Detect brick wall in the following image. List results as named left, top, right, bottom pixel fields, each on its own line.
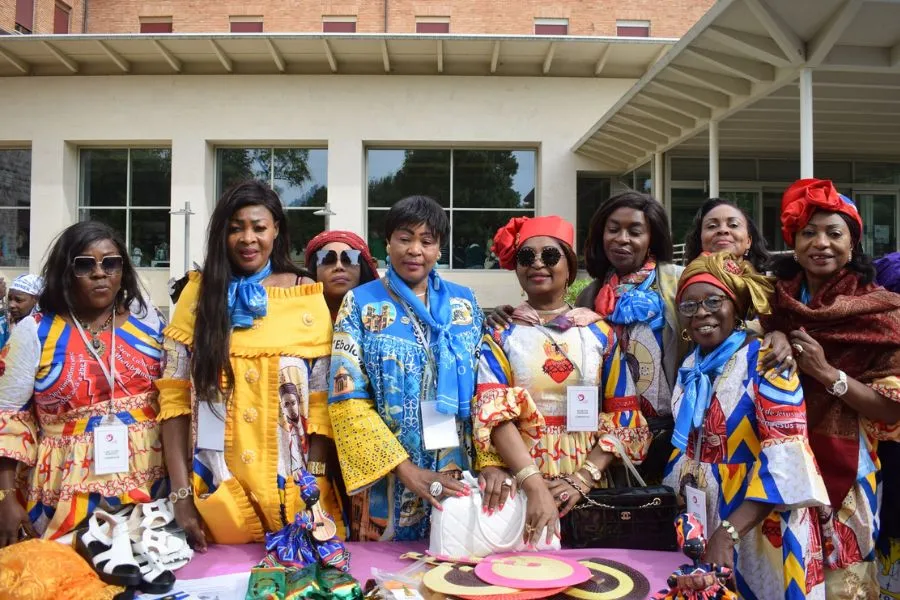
left=83, top=0, right=713, bottom=36
left=1, top=0, right=84, bottom=33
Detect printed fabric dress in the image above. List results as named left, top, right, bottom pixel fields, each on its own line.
left=473, top=305, right=650, bottom=475
left=0, top=309, right=167, bottom=539
left=156, top=273, right=344, bottom=543
left=328, top=278, right=483, bottom=542
left=663, top=338, right=829, bottom=600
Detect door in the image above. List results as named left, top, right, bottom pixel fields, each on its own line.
left=853, top=191, right=898, bottom=258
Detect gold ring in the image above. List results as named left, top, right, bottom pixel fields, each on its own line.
left=792, top=343, right=804, bottom=355
left=524, top=524, right=535, bottom=534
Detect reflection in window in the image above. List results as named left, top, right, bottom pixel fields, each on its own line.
left=0, top=149, right=31, bottom=267
left=79, top=148, right=171, bottom=268
left=366, top=149, right=536, bottom=269
left=216, top=147, right=327, bottom=266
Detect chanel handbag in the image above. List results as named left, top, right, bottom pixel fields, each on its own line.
left=429, top=472, right=560, bottom=560
left=560, top=435, right=678, bottom=551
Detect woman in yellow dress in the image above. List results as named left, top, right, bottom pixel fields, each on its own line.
left=157, top=181, right=343, bottom=551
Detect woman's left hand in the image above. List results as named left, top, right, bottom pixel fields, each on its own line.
left=477, top=466, right=515, bottom=514
left=760, top=330, right=795, bottom=377
left=703, top=527, right=736, bottom=569
left=789, top=329, right=834, bottom=382
left=546, top=477, right=583, bottom=518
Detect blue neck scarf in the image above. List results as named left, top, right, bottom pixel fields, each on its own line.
left=227, top=261, right=272, bottom=329
left=799, top=281, right=812, bottom=305
left=386, top=265, right=474, bottom=418
left=672, top=330, right=747, bottom=451
left=607, top=269, right=665, bottom=332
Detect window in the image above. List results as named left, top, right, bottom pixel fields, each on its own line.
left=79, top=149, right=172, bottom=268
left=230, top=17, right=263, bottom=32
left=322, top=17, right=356, bottom=33
left=616, top=20, right=650, bottom=37
left=534, top=18, right=568, bottom=35
left=140, top=18, right=173, bottom=33
left=216, top=148, right=328, bottom=266
left=15, top=0, right=33, bottom=33
left=576, top=175, right=611, bottom=267
left=416, top=18, right=450, bottom=33
left=366, top=149, right=536, bottom=270
left=54, top=2, right=70, bottom=33
left=0, top=150, right=31, bottom=268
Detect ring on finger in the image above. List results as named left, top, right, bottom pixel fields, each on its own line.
left=501, top=478, right=513, bottom=488
left=791, top=343, right=804, bottom=355
left=429, top=481, right=444, bottom=497
left=524, top=524, right=535, bottom=534
left=558, top=491, right=570, bottom=503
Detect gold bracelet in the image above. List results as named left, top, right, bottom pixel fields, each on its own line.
left=720, top=519, right=741, bottom=544
left=572, top=470, right=592, bottom=490
left=307, top=461, right=327, bottom=476
left=580, top=459, right=603, bottom=483
left=514, top=464, right=541, bottom=486
left=0, top=488, right=15, bottom=503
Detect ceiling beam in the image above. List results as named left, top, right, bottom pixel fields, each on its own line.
left=642, top=91, right=712, bottom=119
left=891, top=43, right=900, bottom=69
left=152, top=39, right=182, bottom=73
left=743, top=0, right=805, bottom=64
left=436, top=40, right=443, bottom=73
left=618, top=110, right=682, bottom=137
left=42, top=41, right=78, bottom=73
left=630, top=101, right=696, bottom=129
left=647, top=45, right=669, bottom=71
left=651, top=79, right=730, bottom=109
left=683, top=47, right=774, bottom=83
left=209, top=39, right=233, bottom=73
left=593, top=135, right=648, bottom=157
left=96, top=40, right=130, bottom=73
left=0, top=46, right=30, bottom=74
left=669, top=64, right=751, bottom=96
left=601, top=127, right=658, bottom=151
left=577, top=146, right=629, bottom=168
left=265, top=38, right=286, bottom=72
left=380, top=40, right=391, bottom=73
left=607, top=121, right=669, bottom=146
left=705, top=26, right=791, bottom=67
left=490, top=41, right=500, bottom=74
left=583, top=139, right=640, bottom=162
left=542, top=42, right=556, bottom=75
left=808, top=0, right=864, bottom=66
left=322, top=39, right=337, bottom=73
left=594, top=44, right=610, bottom=76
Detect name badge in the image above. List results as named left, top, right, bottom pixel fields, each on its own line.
left=685, top=484, right=709, bottom=536
left=197, top=401, right=227, bottom=452
left=93, top=416, right=129, bottom=475
left=566, top=385, right=599, bottom=432
left=421, top=401, right=460, bottom=450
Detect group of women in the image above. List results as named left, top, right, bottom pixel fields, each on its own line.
left=0, top=177, right=897, bottom=600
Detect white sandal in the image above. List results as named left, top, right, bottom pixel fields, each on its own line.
left=127, top=499, right=194, bottom=593
left=75, top=509, right=142, bottom=587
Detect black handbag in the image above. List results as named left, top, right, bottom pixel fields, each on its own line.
left=560, top=435, right=678, bottom=551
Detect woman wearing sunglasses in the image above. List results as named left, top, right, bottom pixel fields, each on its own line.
left=473, top=215, right=647, bottom=547
left=303, top=230, right=380, bottom=321
left=0, top=221, right=166, bottom=546
left=157, top=180, right=345, bottom=551
left=663, top=251, right=827, bottom=599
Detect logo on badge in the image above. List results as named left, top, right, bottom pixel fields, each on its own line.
left=105, top=434, right=114, bottom=442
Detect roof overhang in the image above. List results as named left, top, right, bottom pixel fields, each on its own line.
left=0, top=32, right=677, bottom=78
left=573, top=0, right=900, bottom=170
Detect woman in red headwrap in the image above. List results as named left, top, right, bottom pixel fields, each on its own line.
left=473, top=215, right=649, bottom=547
left=762, top=178, right=900, bottom=599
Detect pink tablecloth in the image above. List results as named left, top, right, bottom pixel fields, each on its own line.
left=178, top=542, right=685, bottom=596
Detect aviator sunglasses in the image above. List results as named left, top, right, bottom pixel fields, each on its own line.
left=515, top=246, right=563, bottom=268
left=72, top=255, right=125, bottom=278
left=677, top=295, right=728, bottom=317
left=316, top=249, right=362, bottom=268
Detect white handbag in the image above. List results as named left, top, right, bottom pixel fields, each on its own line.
left=428, top=471, right=561, bottom=559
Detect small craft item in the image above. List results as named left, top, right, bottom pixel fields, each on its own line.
left=423, top=564, right=566, bottom=599
left=651, top=513, right=738, bottom=600
left=247, top=562, right=363, bottom=600
left=401, top=551, right=480, bottom=566
left=246, top=566, right=287, bottom=600
left=474, top=554, right=592, bottom=590
left=547, top=558, right=650, bottom=600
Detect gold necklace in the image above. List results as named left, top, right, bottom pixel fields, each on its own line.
left=76, top=310, right=115, bottom=352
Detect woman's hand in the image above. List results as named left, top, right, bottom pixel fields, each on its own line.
left=760, top=331, right=796, bottom=378
left=0, top=494, right=36, bottom=548
left=674, top=572, right=720, bottom=591
left=545, top=477, right=584, bottom=518
left=485, top=306, right=515, bottom=331
left=520, top=477, right=559, bottom=547
left=703, top=527, right=736, bottom=569
left=477, top=466, right=515, bottom=514
left=173, top=497, right=208, bottom=553
left=789, top=329, right=838, bottom=384
left=395, top=460, right=470, bottom=511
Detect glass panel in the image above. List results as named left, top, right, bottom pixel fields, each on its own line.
left=131, top=149, right=172, bottom=207
left=815, top=160, right=852, bottom=183
left=274, top=148, right=327, bottom=208
left=79, top=208, right=127, bottom=245
left=634, top=162, right=652, bottom=193
left=452, top=150, right=536, bottom=209
left=762, top=189, right=787, bottom=252
left=0, top=209, right=30, bottom=267
left=0, top=149, right=31, bottom=209
left=285, top=210, right=326, bottom=266
left=367, top=209, right=450, bottom=269
left=758, top=159, right=800, bottom=182
left=81, top=149, right=127, bottom=207
left=367, top=149, right=451, bottom=208
left=721, top=159, right=756, bottom=181
left=670, top=157, right=707, bottom=180
left=576, top=176, right=611, bottom=266
left=670, top=188, right=708, bottom=250
left=854, top=162, right=900, bottom=185
left=452, top=209, right=533, bottom=269
left=719, top=191, right=758, bottom=224
left=217, top=148, right=272, bottom=197
left=855, top=193, right=897, bottom=257
left=131, top=209, right=171, bottom=267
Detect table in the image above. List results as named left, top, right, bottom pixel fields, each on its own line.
left=176, top=542, right=685, bottom=598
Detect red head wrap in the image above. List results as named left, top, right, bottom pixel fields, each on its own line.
left=491, top=216, right=575, bottom=270
left=303, top=230, right=380, bottom=278
left=781, top=178, right=863, bottom=248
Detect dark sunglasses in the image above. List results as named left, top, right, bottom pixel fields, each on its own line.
left=677, top=295, right=728, bottom=317
left=316, top=249, right=362, bottom=268
left=72, top=255, right=125, bottom=278
left=516, top=246, right=562, bottom=268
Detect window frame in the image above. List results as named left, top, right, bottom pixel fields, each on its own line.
left=139, top=17, right=173, bottom=33
left=416, top=18, right=450, bottom=34
left=230, top=16, right=263, bottom=32
left=616, top=20, right=650, bottom=37
left=15, top=0, right=34, bottom=32
left=54, top=1, right=70, bottom=34
left=322, top=16, right=357, bottom=33
left=534, top=18, right=568, bottom=35
left=0, top=148, right=32, bottom=268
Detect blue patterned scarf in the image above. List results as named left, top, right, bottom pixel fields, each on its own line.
left=386, top=265, right=473, bottom=418
left=227, top=261, right=272, bottom=329
left=607, top=268, right=665, bottom=332
left=672, top=330, right=747, bottom=451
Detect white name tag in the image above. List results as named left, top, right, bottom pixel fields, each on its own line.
left=685, top=484, right=709, bottom=536
left=93, top=417, right=129, bottom=475
left=421, top=401, right=460, bottom=450
left=197, top=401, right=227, bottom=452
left=566, top=385, right=599, bottom=432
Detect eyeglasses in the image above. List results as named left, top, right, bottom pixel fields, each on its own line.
left=677, top=295, right=728, bottom=317
left=72, top=255, right=124, bottom=278
left=515, top=246, right=562, bottom=268
left=316, top=249, right=362, bottom=268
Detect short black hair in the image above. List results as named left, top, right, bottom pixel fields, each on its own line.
left=684, top=198, right=771, bottom=272
left=384, top=196, right=449, bottom=245
left=583, top=191, right=673, bottom=280
left=770, top=211, right=875, bottom=285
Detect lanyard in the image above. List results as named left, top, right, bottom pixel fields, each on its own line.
left=70, top=310, right=121, bottom=406
left=534, top=325, right=589, bottom=386
left=382, top=279, right=438, bottom=385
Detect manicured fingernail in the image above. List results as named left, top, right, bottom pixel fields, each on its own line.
left=489, top=509, right=494, bottom=516
left=456, top=492, right=466, bottom=498
left=479, top=481, right=485, bottom=490
left=435, top=504, right=443, bottom=511
left=498, top=503, right=504, bottom=511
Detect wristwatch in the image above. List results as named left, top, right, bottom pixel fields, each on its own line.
left=168, top=486, right=193, bottom=504
left=828, top=370, right=849, bottom=397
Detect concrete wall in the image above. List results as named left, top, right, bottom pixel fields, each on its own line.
left=0, top=73, right=633, bottom=310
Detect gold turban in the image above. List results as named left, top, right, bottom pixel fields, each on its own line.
left=677, top=251, right=774, bottom=319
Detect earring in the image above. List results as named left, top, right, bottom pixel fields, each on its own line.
left=681, top=328, right=691, bottom=341
left=735, top=319, right=747, bottom=331
left=793, top=251, right=799, bottom=261
left=849, top=250, right=853, bottom=262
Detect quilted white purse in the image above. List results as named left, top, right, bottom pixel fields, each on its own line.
left=428, top=471, right=560, bottom=559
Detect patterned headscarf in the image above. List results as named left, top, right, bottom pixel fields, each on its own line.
left=9, top=274, right=44, bottom=297
left=677, top=251, right=774, bottom=319
left=780, top=178, right=863, bottom=248
left=303, top=230, right=379, bottom=278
